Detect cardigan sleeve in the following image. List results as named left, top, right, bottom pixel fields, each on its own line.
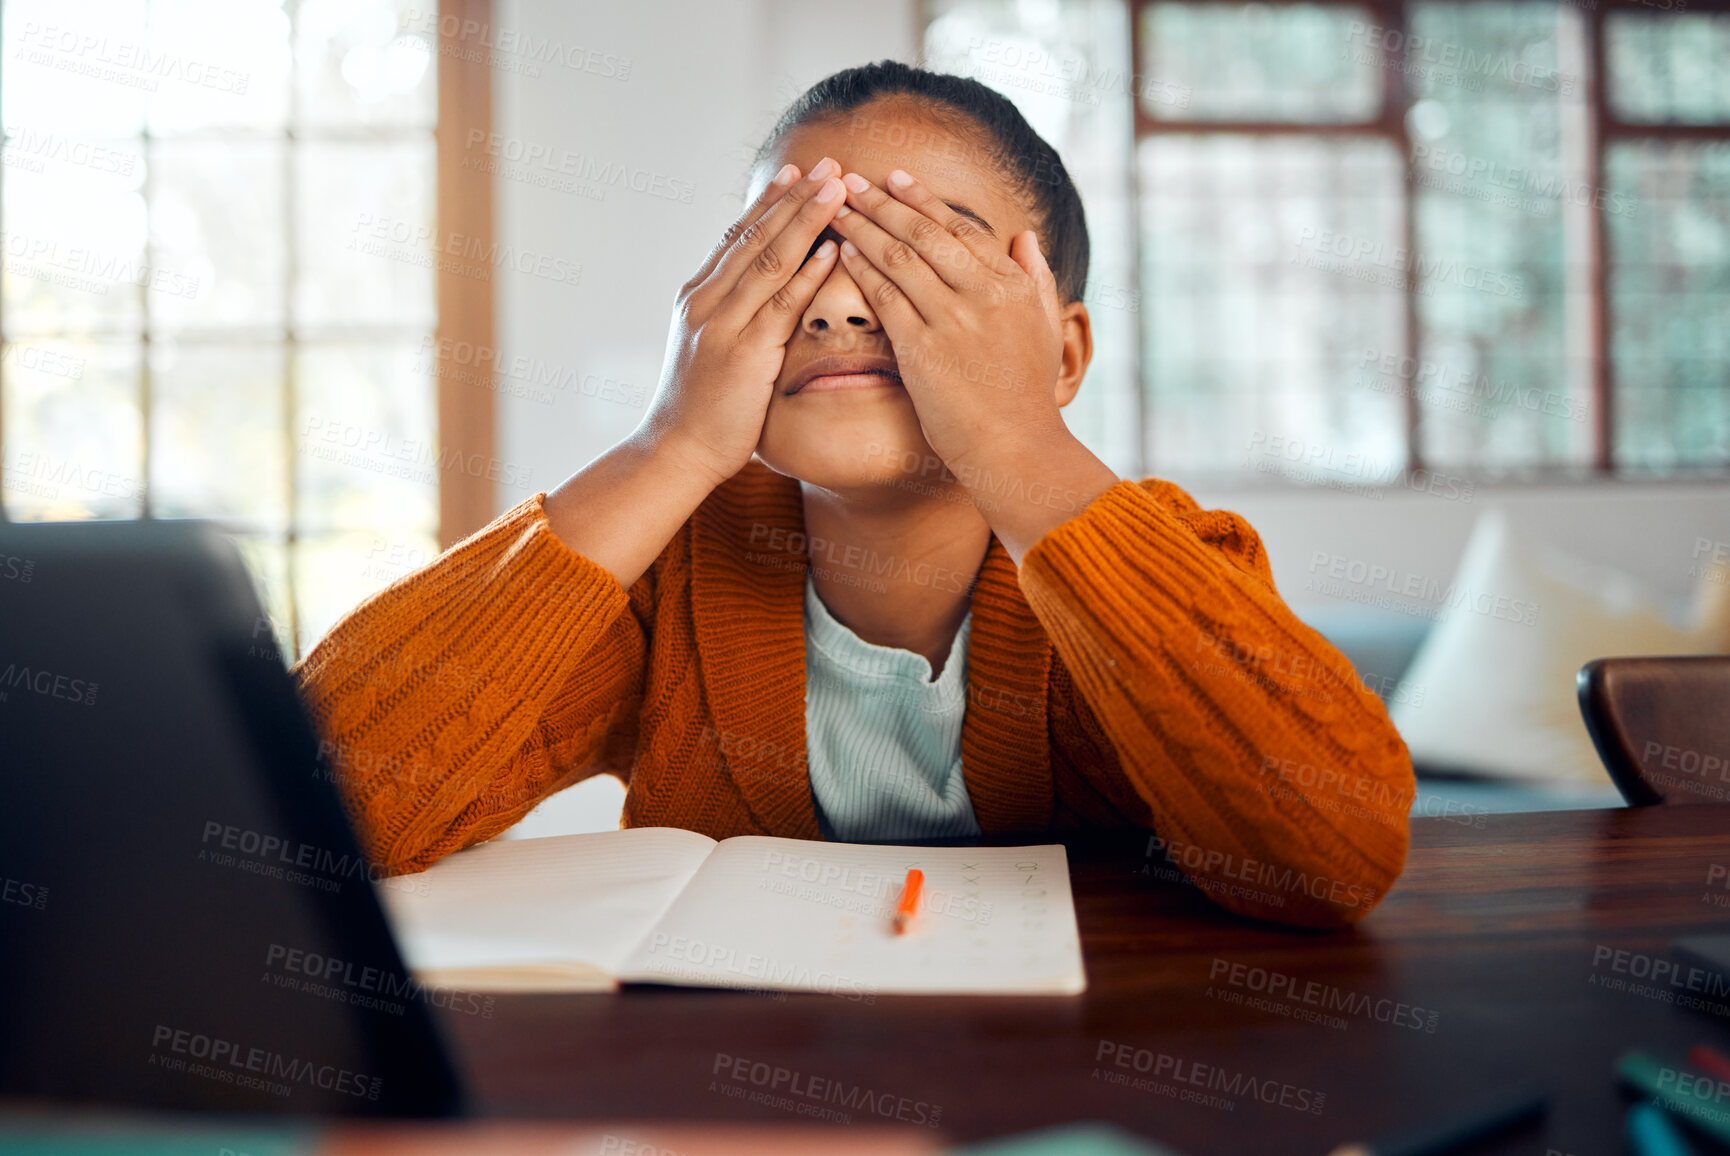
left=1020, top=478, right=1414, bottom=929
left=292, top=493, right=652, bottom=874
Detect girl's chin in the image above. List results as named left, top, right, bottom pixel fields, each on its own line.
left=757, top=416, right=934, bottom=485
left=756, top=447, right=932, bottom=491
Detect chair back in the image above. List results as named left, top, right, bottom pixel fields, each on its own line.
left=1578, top=656, right=1730, bottom=805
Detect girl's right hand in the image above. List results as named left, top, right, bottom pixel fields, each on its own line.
left=638, top=157, right=846, bottom=488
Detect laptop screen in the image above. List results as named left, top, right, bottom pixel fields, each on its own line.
left=0, top=518, right=463, bottom=1117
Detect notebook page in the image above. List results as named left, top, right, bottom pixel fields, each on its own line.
left=616, top=837, right=1085, bottom=995
left=378, top=827, right=718, bottom=979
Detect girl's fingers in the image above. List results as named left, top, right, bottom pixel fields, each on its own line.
left=719, top=174, right=848, bottom=320
left=835, top=173, right=979, bottom=293
left=878, top=168, right=1023, bottom=281
left=700, top=158, right=841, bottom=308
left=1010, top=230, right=1062, bottom=326
left=828, top=194, right=949, bottom=316
left=836, top=238, right=926, bottom=336
left=688, top=162, right=800, bottom=289
left=741, top=239, right=840, bottom=346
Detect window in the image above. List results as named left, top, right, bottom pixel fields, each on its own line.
left=924, top=0, right=1730, bottom=484
left=1604, top=10, right=1730, bottom=472
left=0, top=0, right=443, bottom=660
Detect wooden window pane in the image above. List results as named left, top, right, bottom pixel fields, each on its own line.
left=148, top=342, right=288, bottom=529
left=295, top=138, right=436, bottom=332
left=143, top=0, right=292, bottom=136
left=0, top=0, right=150, bottom=137
left=1608, top=11, right=1730, bottom=126
left=1, top=141, right=148, bottom=337
left=294, top=342, right=438, bottom=538
left=1407, top=1, right=1595, bottom=472
left=1, top=341, right=144, bottom=520
left=151, top=138, right=286, bottom=337
left=1141, top=134, right=1407, bottom=478
left=297, top=0, right=436, bottom=130
left=1607, top=140, right=1730, bottom=471
left=1140, top=2, right=1382, bottom=122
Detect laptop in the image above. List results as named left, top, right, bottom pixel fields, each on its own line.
left=0, top=517, right=464, bottom=1117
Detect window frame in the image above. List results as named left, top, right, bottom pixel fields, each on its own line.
left=0, top=0, right=498, bottom=660
left=1128, top=0, right=1730, bottom=478
left=435, top=0, right=498, bottom=551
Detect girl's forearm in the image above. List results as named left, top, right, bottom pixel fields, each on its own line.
left=1020, top=481, right=1413, bottom=927
left=542, top=431, right=723, bottom=589
left=959, top=427, right=1120, bottom=565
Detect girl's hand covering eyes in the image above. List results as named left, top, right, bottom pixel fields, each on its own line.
left=828, top=170, right=1069, bottom=490
left=641, top=158, right=846, bottom=488
left=830, top=168, right=1120, bottom=560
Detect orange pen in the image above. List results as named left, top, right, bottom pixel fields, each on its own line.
left=892, top=868, right=924, bottom=935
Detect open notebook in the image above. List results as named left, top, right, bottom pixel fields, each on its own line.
left=376, top=828, right=1085, bottom=996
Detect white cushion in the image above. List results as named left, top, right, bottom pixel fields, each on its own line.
left=1389, top=508, right=1730, bottom=784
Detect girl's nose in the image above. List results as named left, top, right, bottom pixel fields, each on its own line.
left=800, top=256, right=881, bottom=337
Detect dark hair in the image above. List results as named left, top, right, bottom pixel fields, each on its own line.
left=753, top=60, right=1090, bottom=304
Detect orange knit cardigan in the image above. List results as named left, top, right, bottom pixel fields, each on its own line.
left=293, top=463, right=1414, bottom=928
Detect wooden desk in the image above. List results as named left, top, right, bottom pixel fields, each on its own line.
left=439, top=805, right=1730, bottom=1154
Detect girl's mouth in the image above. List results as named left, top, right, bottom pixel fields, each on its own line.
left=785, top=355, right=903, bottom=395
left=796, top=370, right=903, bottom=394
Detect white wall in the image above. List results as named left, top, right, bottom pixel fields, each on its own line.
left=1184, top=480, right=1730, bottom=617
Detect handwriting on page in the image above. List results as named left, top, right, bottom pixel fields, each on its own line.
left=756, top=848, right=995, bottom=926
left=621, top=839, right=1086, bottom=994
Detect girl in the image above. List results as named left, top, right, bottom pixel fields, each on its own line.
left=295, top=62, right=1414, bottom=929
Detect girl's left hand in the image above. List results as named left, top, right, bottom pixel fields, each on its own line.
left=829, top=168, right=1069, bottom=482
